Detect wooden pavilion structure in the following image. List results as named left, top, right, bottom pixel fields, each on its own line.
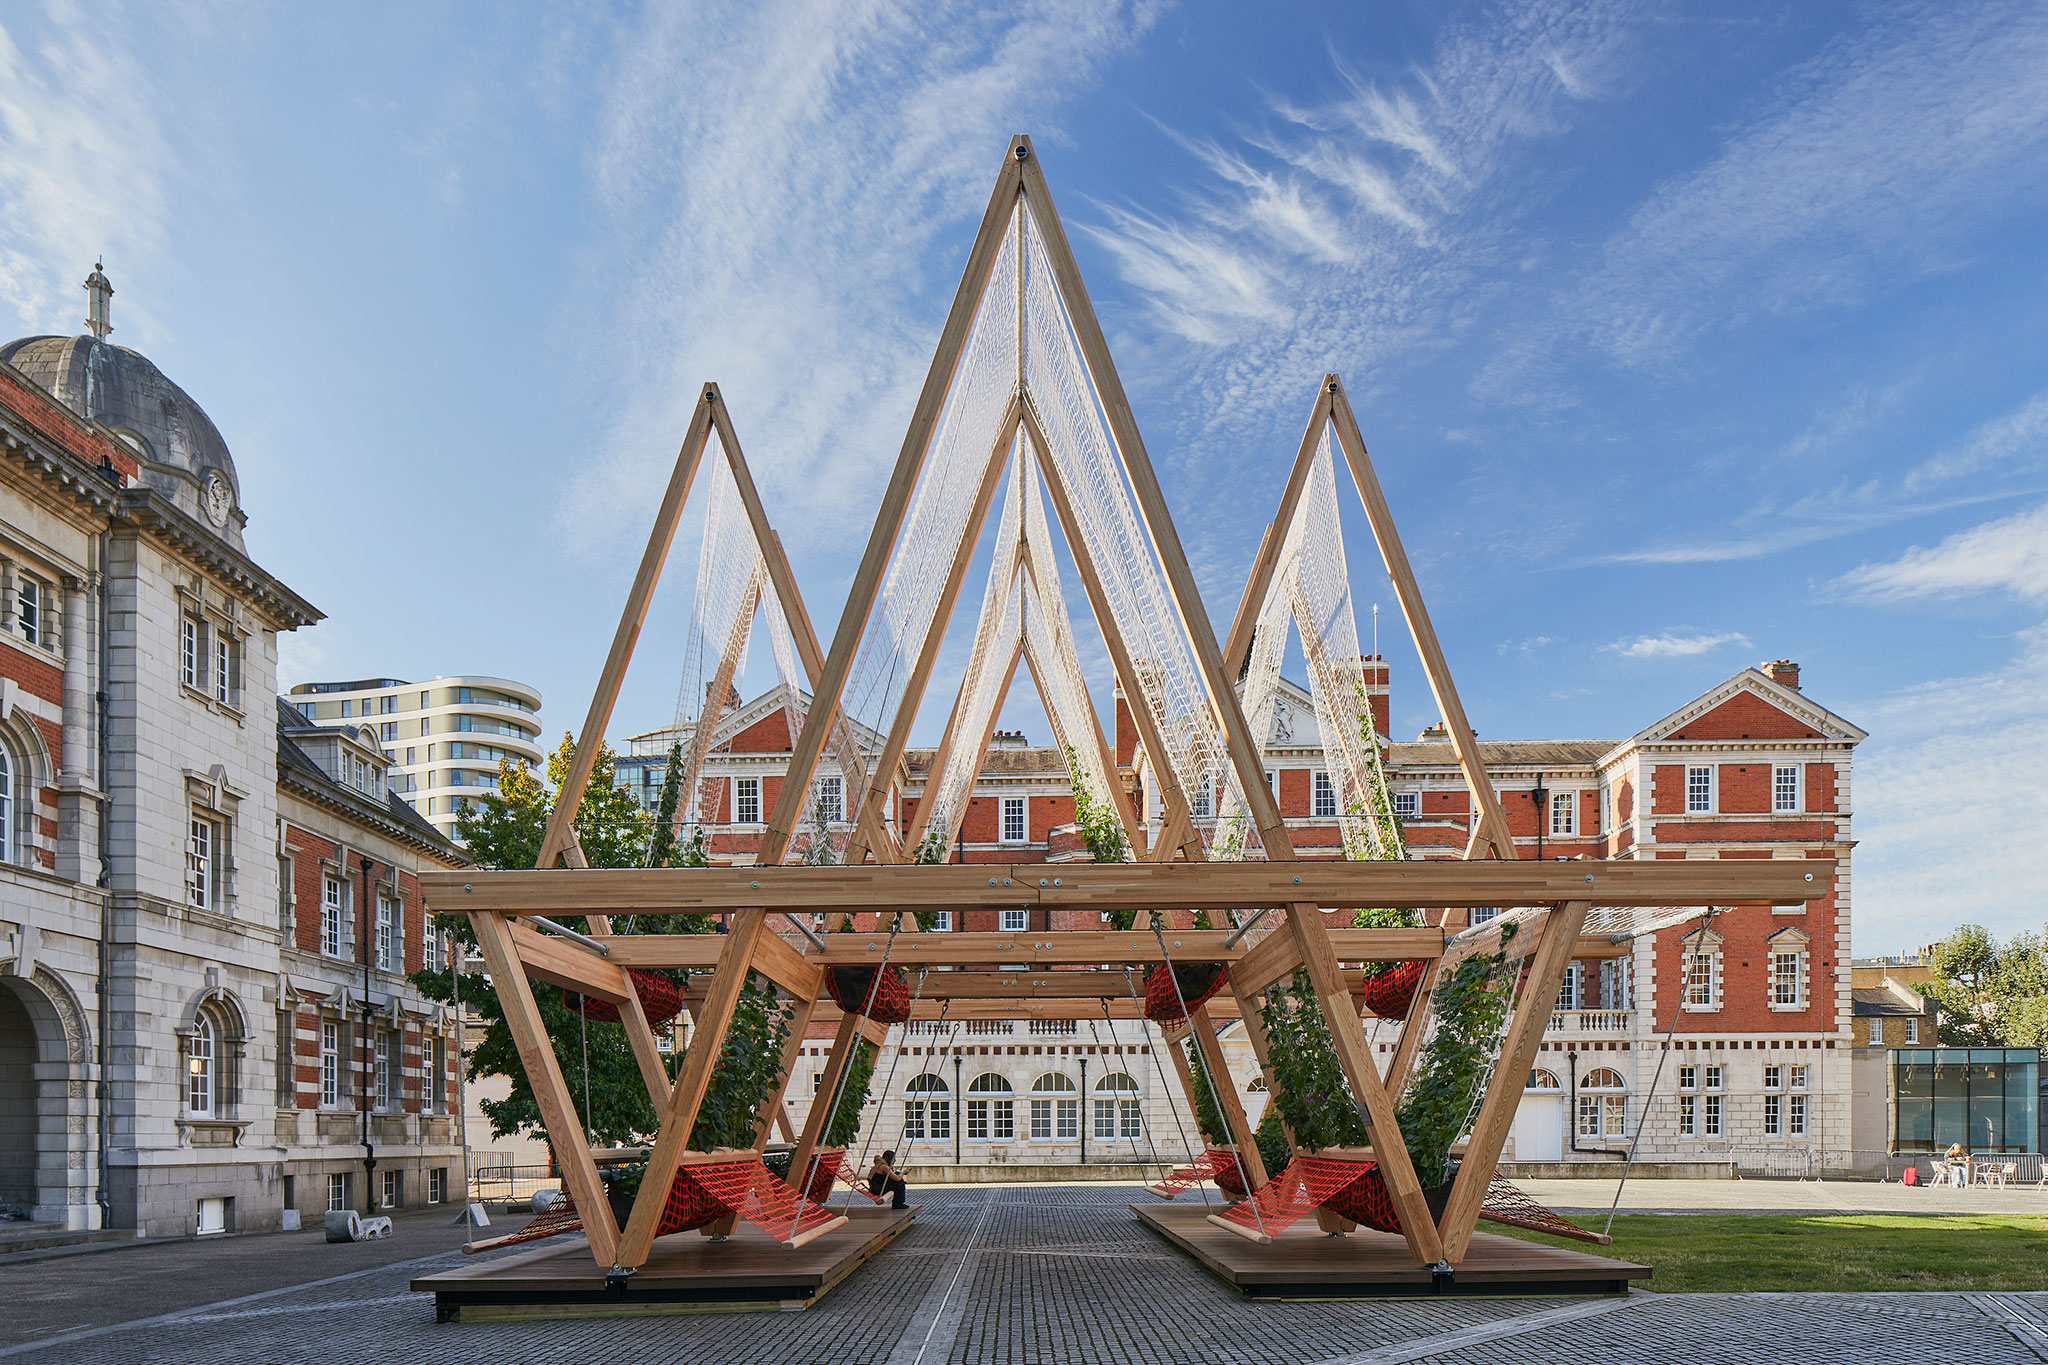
left=415, top=136, right=1824, bottom=1312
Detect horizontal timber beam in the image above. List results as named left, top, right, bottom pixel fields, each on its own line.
left=599, top=927, right=1442, bottom=968
left=425, top=858, right=1829, bottom=917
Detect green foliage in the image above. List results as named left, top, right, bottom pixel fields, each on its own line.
left=686, top=971, right=794, bottom=1152
left=647, top=741, right=684, bottom=868
left=1924, top=924, right=2048, bottom=1047
left=910, top=823, right=950, bottom=930
left=1065, top=745, right=1136, bottom=927
left=1395, top=922, right=1518, bottom=1185
left=1254, top=1103, right=1292, bottom=1178
left=1258, top=970, right=1372, bottom=1151
left=825, top=1039, right=877, bottom=1148
left=1351, top=905, right=1420, bottom=980
left=1184, top=1037, right=1230, bottom=1147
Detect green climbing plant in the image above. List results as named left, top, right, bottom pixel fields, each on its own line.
left=1254, top=1104, right=1292, bottom=1179
left=1065, top=745, right=1137, bottom=928
left=1184, top=1037, right=1230, bottom=1148
left=1258, top=969, right=1372, bottom=1152
left=909, top=822, right=949, bottom=930
left=1351, top=905, right=1420, bottom=979
left=686, top=970, right=795, bottom=1153
left=824, top=1039, right=877, bottom=1148
left=1394, top=921, right=1519, bottom=1186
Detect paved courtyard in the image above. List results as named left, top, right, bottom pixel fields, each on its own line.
left=2, top=1186, right=2044, bottom=1365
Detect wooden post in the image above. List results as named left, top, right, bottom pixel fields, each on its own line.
left=1186, top=1001, right=1268, bottom=1189
left=788, top=1010, right=866, bottom=1195
left=1220, top=388, right=1333, bottom=675
left=470, top=910, right=618, bottom=1264
left=1436, top=901, right=1589, bottom=1261
left=938, top=640, right=1025, bottom=854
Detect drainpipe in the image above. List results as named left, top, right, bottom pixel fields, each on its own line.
left=359, top=855, right=377, bottom=1207
left=92, top=533, right=111, bottom=1226
left=1079, top=1057, right=1088, bottom=1164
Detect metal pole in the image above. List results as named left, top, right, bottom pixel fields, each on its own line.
left=359, top=854, right=377, bottom=1210
left=1079, top=1056, right=1089, bottom=1164
left=953, top=1055, right=962, bottom=1165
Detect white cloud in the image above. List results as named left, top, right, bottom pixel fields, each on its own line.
left=1830, top=502, right=2048, bottom=607
left=1600, top=630, right=1749, bottom=660
left=1851, top=624, right=2048, bottom=949
left=0, top=5, right=172, bottom=335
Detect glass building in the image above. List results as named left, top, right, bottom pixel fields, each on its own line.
left=1891, top=1048, right=2039, bottom=1153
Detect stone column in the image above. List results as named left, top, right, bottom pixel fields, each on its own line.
left=55, top=576, right=99, bottom=883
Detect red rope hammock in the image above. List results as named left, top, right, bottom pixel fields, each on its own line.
left=1148, top=1147, right=1249, bottom=1200
left=1211, top=1156, right=1607, bottom=1244
left=463, top=1154, right=844, bottom=1254
left=1359, top=959, right=1427, bottom=1019
left=1142, top=963, right=1229, bottom=1024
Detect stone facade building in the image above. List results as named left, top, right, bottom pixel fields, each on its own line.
left=0, top=271, right=467, bottom=1237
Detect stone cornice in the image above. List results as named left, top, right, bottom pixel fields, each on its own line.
left=114, top=488, right=321, bottom=629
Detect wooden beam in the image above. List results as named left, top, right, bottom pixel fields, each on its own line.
left=939, top=639, right=1026, bottom=854
left=747, top=925, right=825, bottom=1000
left=1186, top=1000, right=1269, bottom=1190
left=1381, top=956, right=1438, bottom=1098
left=788, top=1010, right=865, bottom=1195
left=1017, top=541, right=1142, bottom=847
left=603, top=928, right=1441, bottom=969
left=1220, top=388, right=1333, bottom=675
left=765, top=144, right=1026, bottom=864
left=1436, top=901, right=1589, bottom=1260
left=429, top=858, right=1826, bottom=917
left=1323, top=377, right=1512, bottom=861
left=1225, top=924, right=1304, bottom=999
left=505, top=920, right=632, bottom=1003
left=470, top=911, right=618, bottom=1263
left=538, top=392, right=715, bottom=870
left=752, top=992, right=816, bottom=1150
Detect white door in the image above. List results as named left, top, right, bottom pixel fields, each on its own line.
left=1512, top=1093, right=1564, bottom=1162
left=197, top=1197, right=226, bottom=1235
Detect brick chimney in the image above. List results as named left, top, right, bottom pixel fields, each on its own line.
left=1764, top=659, right=1801, bottom=691
left=1360, top=654, right=1390, bottom=740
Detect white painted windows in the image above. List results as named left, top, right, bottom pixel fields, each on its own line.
left=321, top=876, right=344, bottom=957
left=14, top=574, right=43, bottom=647
left=185, top=814, right=222, bottom=909
left=1769, top=933, right=1808, bottom=1009
left=0, top=743, right=12, bottom=865
left=1030, top=1072, right=1079, bottom=1140
left=374, top=1030, right=395, bottom=1111
left=928, top=912, right=953, bottom=932
left=427, top=1036, right=447, bottom=1114
left=188, top=1015, right=216, bottom=1116
left=214, top=632, right=237, bottom=705
left=1686, top=766, right=1715, bottom=813
left=966, top=1073, right=1014, bottom=1141
left=1094, top=1073, right=1142, bottom=1140
left=1905, top=1018, right=1919, bottom=1044
left=1555, top=962, right=1581, bottom=1011
left=735, top=776, right=761, bottom=825
left=1470, top=907, right=1499, bottom=926
left=1190, top=774, right=1212, bottom=820
left=1703, top=1065, right=1723, bottom=1137
left=181, top=615, right=203, bottom=691
left=427, top=1168, right=446, bottom=1204
left=1868, top=1017, right=1883, bottom=1045
left=1393, top=790, right=1418, bottom=819
left=1683, top=933, right=1723, bottom=1010
left=1764, top=1093, right=1781, bottom=1136
left=380, top=1169, right=399, bottom=1209
left=904, top=1073, right=949, bottom=1141
left=1550, top=791, right=1575, bottom=836
left=1678, top=1064, right=1698, bottom=1135
left=327, top=1173, right=346, bottom=1213
left=1000, top=909, right=1028, bottom=932
left=377, top=895, right=402, bottom=972
left=422, top=917, right=441, bottom=973
left=1790, top=1066, right=1809, bottom=1136
left=1773, top=765, right=1802, bottom=813
left=1577, top=1068, right=1626, bottom=1138
left=320, top=1021, right=339, bottom=1107
left=1001, top=797, right=1027, bottom=844
left=1313, top=772, right=1337, bottom=819
left=813, top=775, right=843, bottom=824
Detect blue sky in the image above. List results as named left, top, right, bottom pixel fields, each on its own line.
left=2, top=1, right=2044, bottom=952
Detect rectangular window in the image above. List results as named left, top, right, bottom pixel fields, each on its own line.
left=1703, top=1093, right=1722, bottom=1137
left=735, top=776, right=761, bottom=824
left=322, top=877, right=343, bottom=957
left=1469, top=907, right=1498, bottom=926
left=1057, top=1098, right=1079, bottom=1140
left=381, top=721, right=398, bottom=743
left=1393, top=790, right=1418, bottom=819
left=1679, top=1094, right=1696, bottom=1136
left=814, top=775, right=843, bottom=823
left=1031, top=1099, right=1052, bottom=1140
left=928, top=911, right=952, bottom=932
left=427, top=1036, right=447, bottom=1114
left=374, top=1030, right=394, bottom=1110
left=427, top=1168, right=446, bottom=1204
left=920, top=1100, right=950, bottom=1141
left=1773, top=765, right=1801, bottom=812
left=1869, top=1017, right=1883, bottom=1045
left=15, top=575, right=41, bottom=646
left=297, top=701, right=316, bottom=720
left=1764, top=1064, right=1782, bottom=1090
left=376, top=897, right=397, bottom=971
left=1684, top=951, right=1717, bottom=1008
left=1678, top=1065, right=1697, bottom=1091
left=320, top=1021, right=338, bottom=1108
left=1000, top=797, right=1027, bottom=844
left=422, top=917, right=441, bottom=973
left=991, top=1099, right=1014, bottom=1140
left=1789, top=1093, right=1807, bottom=1136
left=1550, top=790, right=1575, bottom=835
left=1763, top=1093, right=1781, bottom=1136
left=1790, top=1065, right=1808, bottom=1091
left=1686, top=766, right=1714, bottom=813
left=381, top=695, right=396, bottom=715
left=1904, top=1018, right=1919, bottom=1044
left=1555, top=963, right=1580, bottom=1012
left=340, top=699, right=351, bottom=718
left=185, top=815, right=219, bottom=909
left=380, top=1169, right=399, bottom=1209
left=214, top=632, right=236, bottom=705
left=1772, top=950, right=1803, bottom=1007
left=1190, top=778, right=1211, bottom=819
left=327, top=1173, right=346, bottom=1213
left=1000, top=908, right=1029, bottom=933
left=966, top=1099, right=990, bottom=1140
left=1704, top=1065, right=1723, bottom=1091
left=1313, top=772, right=1337, bottom=819
left=421, top=719, right=432, bottom=738
left=181, top=616, right=203, bottom=689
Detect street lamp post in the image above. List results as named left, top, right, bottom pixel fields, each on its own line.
left=359, top=854, right=377, bottom=1211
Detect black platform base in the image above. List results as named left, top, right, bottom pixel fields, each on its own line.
left=1133, top=1203, right=1648, bottom=1299
left=413, top=1203, right=917, bottom=1321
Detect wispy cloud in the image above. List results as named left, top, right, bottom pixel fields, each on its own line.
left=558, top=1, right=1159, bottom=563
left=0, top=5, right=172, bottom=334
left=1601, top=630, right=1750, bottom=660
left=1830, top=501, right=2048, bottom=607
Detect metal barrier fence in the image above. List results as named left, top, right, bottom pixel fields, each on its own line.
left=1719, top=1147, right=2047, bottom=1185
left=471, top=1163, right=562, bottom=1206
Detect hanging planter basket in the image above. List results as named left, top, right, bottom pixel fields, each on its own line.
left=825, top=964, right=913, bottom=1024
left=1359, top=959, right=1427, bottom=1019
left=1143, top=962, right=1228, bottom=1024
left=1209, top=1146, right=1250, bottom=1199
left=564, top=968, right=687, bottom=1027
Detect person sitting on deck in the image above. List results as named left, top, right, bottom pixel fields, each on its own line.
left=868, top=1151, right=908, bottom=1209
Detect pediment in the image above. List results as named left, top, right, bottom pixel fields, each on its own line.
left=1627, top=669, right=1867, bottom=748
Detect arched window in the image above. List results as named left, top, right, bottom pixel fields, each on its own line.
left=966, top=1073, right=1013, bottom=1141
left=1246, top=1076, right=1268, bottom=1092
left=1526, top=1069, right=1561, bottom=1090
left=904, top=1073, right=950, bottom=1143
left=1093, top=1072, right=1142, bottom=1141
left=1578, top=1068, right=1627, bottom=1138
left=188, top=1015, right=216, bottom=1116
left=0, top=739, right=16, bottom=865
left=1030, top=1072, right=1078, bottom=1140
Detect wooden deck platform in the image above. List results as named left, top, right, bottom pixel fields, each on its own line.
left=412, top=1204, right=917, bottom=1321
left=1133, top=1203, right=1648, bottom=1299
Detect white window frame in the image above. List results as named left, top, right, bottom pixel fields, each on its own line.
left=427, top=1167, right=446, bottom=1204
left=185, top=813, right=222, bottom=910
left=1030, top=1074, right=1078, bottom=1140
left=1555, top=962, right=1581, bottom=1012
left=322, top=876, right=344, bottom=957
left=181, top=615, right=204, bottom=691
left=1773, top=764, right=1802, bottom=813
left=1789, top=1093, right=1808, bottom=1137
left=928, top=911, right=953, bottom=932
left=1703, top=1092, right=1722, bottom=1137
left=427, top=1034, right=447, bottom=1114
left=14, top=573, right=44, bottom=648
left=1312, top=771, right=1337, bottom=819
left=813, top=775, right=844, bottom=824
left=1678, top=1093, right=1696, bottom=1136
left=1770, top=947, right=1805, bottom=1009
left=1905, top=1018, right=1919, bottom=1044
left=1686, top=765, right=1715, bottom=814
left=1763, top=1093, right=1781, bottom=1136
left=1677, top=1065, right=1697, bottom=1091
left=1000, top=908, right=1028, bottom=933
left=326, top=1173, right=346, bottom=1213
left=1000, top=796, right=1027, bottom=845
left=1549, top=790, right=1575, bottom=836
left=380, top=1168, right=399, bottom=1209
left=320, top=1020, right=339, bottom=1108
left=374, top=1029, right=394, bottom=1111
left=1683, top=942, right=1721, bottom=1011
left=376, top=896, right=397, bottom=972
left=1763, top=1064, right=1782, bottom=1091
left=734, top=776, right=761, bottom=825
left=214, top=630, right=237, bottom=706
left=1868, top=1017, right=1883, bottom=1045
left=187, top=1015, right=216, bottom=1116
left=1392, top=790, right=1418, bottom=819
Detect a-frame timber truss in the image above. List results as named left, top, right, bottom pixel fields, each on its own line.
left=425, top=137, right=1830, bottom=1279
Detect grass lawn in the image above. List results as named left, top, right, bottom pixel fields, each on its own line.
left=1495, top=1213, right=2048, bottom=1293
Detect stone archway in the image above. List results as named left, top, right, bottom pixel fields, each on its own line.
left=0, top=968, right=91, bottom=1226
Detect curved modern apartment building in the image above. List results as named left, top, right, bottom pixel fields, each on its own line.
left=285, top=676, right=544, bottom=838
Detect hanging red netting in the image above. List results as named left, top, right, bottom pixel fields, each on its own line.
left=825, top=965, right=913, bottom=1024
left=1318, top=1161, right=1402, bottom=1233
left=1209, top=1154, right=1608, bottom=1246
left=1143, top=962, right=1228, bottom=1024
left=563, top=968, right=686, bottom=1027
left=1149, top=1147, right=1249, bottom=1200
left=797, top=1148, right=883, bottom=1205
left=1359, top=960, right=1427, bottom=1018
left=461, top=1167, right=727, bottom=1255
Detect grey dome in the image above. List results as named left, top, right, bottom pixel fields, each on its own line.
left=0, top=333, right=244, bottom=548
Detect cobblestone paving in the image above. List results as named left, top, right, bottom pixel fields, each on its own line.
left=2, top=1187, right=2041, bottom=1365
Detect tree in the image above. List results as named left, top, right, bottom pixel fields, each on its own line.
left=411, top=734, right=680, bottom=1148
left=647, top=740, right=684, bottom=868
left=1923, top=924, right=2048, bottom=1048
